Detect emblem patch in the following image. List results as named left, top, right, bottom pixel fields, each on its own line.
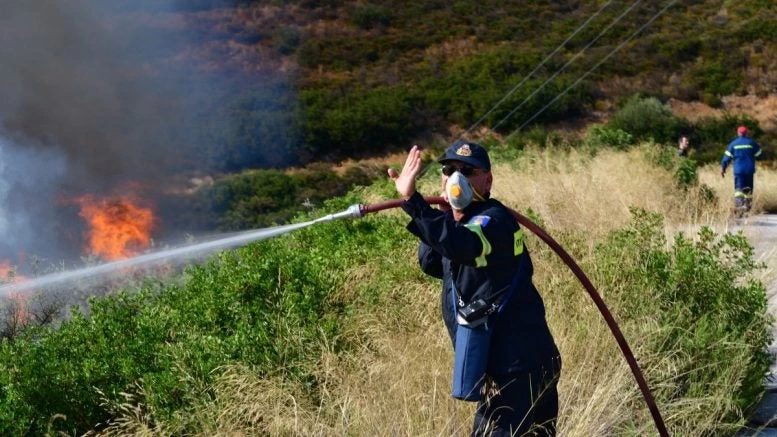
left=456, top=144, right=472, bottom=157
left=468, top=215, right=491, bottom=227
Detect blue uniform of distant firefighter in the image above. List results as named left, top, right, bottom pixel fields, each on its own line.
left=388, top=141, right=561, bottom=436
left=721, top=125, right=762, bottom=213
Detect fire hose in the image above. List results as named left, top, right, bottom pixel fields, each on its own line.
left=318, top=196, right=669, bottom=437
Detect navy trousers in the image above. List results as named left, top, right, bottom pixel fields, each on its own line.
left=734, top=173, right=754, bottom=209
left=472, top=358, right=561, bottom=437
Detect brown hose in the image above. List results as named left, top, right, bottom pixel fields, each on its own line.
left=359, top=196, right=669, bottom=437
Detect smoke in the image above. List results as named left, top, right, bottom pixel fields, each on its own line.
left=0, top=0, right=301, bottom=265
left=0, top=134, right=76, bottom=262
left=0, top=0, right=299, bottom=182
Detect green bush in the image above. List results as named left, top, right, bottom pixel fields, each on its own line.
left=0, top=198, right=413, bottom=435
left=301, top=85, right=418, bottom=157
left=674, top=158, right=699, bottom=190
left=188, top=167, right=363, bottom=231
left=607, top=95, right=688, bottom=144
left=350, top=3, right=393, bottom=29
left=273, top=26, right=301, bottom=55
left=691, top=113, right=763, bottom=164
left=418, top=45, right=593, bottom=132
left=584, top=125, right=634, bottom=150
left=688, top=57, right=745, bottom=100
left=595, top=209, right=771, bottom=417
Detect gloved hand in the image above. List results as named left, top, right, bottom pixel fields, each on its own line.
left=720, top=168, right=726, bottom=178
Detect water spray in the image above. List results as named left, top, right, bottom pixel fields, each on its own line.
left=0, top=221, right=321, bottom=296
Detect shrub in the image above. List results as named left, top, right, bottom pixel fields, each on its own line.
left=688, top=58, right=745, bottom=99
left=301, top=85, right=418, bottom=157
left=0, top=199, right=414, bottom=435
left=584, top=125, right=634, bottom=150
left=595, top=209, right=771, bottom=418
left=350, top=3, right=393, bottom=29
left=674, top=158, right=699, bottom=190
left=188, top=166, right=365, bottom=231
left=273, top=26, right=301, bottom=55
left=691, top=112, right=763, bottom=164
left=607, top=95, right=688, bottom=144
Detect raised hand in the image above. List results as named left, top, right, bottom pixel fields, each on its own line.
left=387, top=145, right=422, bottom=199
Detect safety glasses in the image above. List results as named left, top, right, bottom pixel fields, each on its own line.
left=441, top=164, right=478, bottom=177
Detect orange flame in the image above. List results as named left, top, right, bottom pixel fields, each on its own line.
left=0, top=260, right=28, bottom=327
left=72, top=194, right=155, bottom=261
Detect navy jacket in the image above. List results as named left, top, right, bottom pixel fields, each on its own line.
left=721, top=136, right=762, bottom=174
left=401, top=192, right=559, bottom=375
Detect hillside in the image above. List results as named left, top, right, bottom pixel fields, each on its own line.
left=119, top=0, right=777, bottom=164
left=2, top=0, right=777, bottom=273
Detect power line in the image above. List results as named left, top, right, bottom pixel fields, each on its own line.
left=419, top=1, right=620, bottom=177
left=507, top=0, right=678, bottom=138
left=461, top=0, right=615, bottom=137
left=491, top=0, right=643, bottom=132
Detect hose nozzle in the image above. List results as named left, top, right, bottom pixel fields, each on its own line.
left=313, top=204, right=364, bottom=223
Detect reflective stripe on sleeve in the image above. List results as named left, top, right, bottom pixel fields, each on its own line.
left=464, top=223, right=492, bottom=267
left=756, top=150, right=763, bottom=157
left=725, top=151, right=733, bottom=157
left=514, top=229, right=524, bottom=256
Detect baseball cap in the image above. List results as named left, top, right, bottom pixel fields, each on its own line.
left=438, top=140, right=491, bottom=171
left=737, top=125, right=748, bottom=135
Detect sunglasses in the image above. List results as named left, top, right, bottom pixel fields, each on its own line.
left=441, top=164, right=479, bottom=177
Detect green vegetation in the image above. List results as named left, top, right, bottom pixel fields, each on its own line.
left=2, top=1, right=777, bottom=433
left=147, top=1, right=777, bottom=171
left=0, top=150, right=771, bottom=434
left=606, top=95, right=688, bottom=145
left=596, top=209, right=770, bottom=415
left=184, top=166, right=371, bottom=230
left=0, top=194, right=413, bottom=434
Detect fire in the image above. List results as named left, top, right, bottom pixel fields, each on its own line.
left=0, top=260, right=28, bottom=328
left=72, top=194, right=155, bottom=261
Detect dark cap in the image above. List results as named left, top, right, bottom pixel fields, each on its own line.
left=438, top=140, right=491, bottom=170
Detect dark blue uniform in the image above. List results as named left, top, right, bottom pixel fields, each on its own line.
left=721, top=136, right=762, bottom=209
left=401, top=191, right=560, bottom=436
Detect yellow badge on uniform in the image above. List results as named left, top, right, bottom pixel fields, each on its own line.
left=456, top=144, right=472, bottom=157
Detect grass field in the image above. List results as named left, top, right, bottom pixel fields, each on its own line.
left=92, top=145, right=777, bottom=436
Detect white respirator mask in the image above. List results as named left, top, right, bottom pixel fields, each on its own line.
left=445, top=171, right=475, bottom=210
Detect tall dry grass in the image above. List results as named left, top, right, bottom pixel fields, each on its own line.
left=103, top=145, right=777, bottom=436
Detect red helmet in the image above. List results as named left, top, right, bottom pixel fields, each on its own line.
left=737, top=125, right=748, bottom=135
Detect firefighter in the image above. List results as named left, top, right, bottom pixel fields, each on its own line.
left=721, top=125, right=762, bottom=214
left=388, top=141, right=561, bottom=436
left=677, top=136, right=690, bottom=157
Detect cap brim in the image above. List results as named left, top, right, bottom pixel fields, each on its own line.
left=438, top=154, right=488, bottom=169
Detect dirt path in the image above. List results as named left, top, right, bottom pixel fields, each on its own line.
left=731, top=214, right=777, bottom=436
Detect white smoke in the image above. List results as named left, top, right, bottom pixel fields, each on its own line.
left=0, top=132, right=70, bottom=261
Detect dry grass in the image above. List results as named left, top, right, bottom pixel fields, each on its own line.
left=103, top=145, right=777, bottom=436
left=490, top=147, right=730, bottom=234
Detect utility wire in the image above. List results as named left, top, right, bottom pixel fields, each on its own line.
left=418, top=1, right=618, bottom=178
left=461, top=0, right=615, bottom=137
left=491, top=0, right=642, bottom=132
left=507, top=0, right=678, bottom=139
